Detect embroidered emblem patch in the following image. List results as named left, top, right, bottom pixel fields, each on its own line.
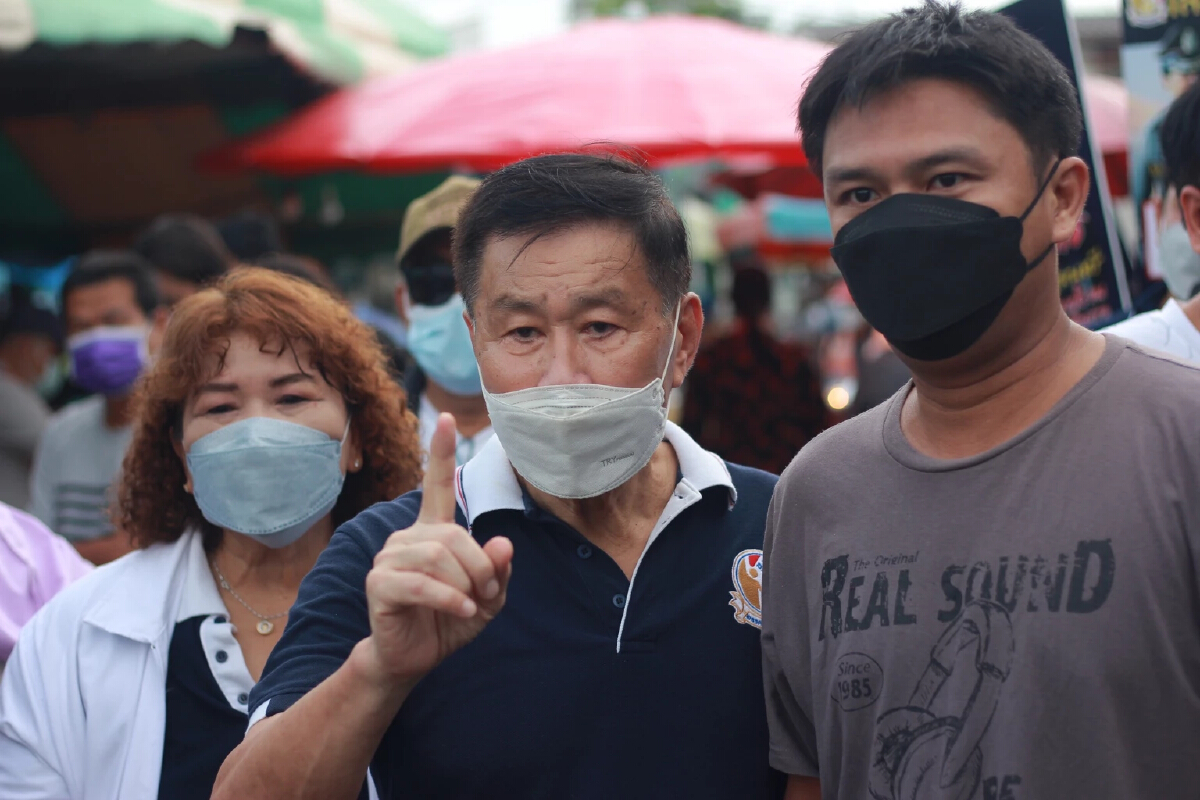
left=729, top=549, right=764, bottom=629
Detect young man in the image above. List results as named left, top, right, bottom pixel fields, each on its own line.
left=132, top=214, right=232, bottom=309
left=762, top=4, right=1200, bottom=799
left=214, top=154, right=783, bottom=800
left=29, top=251, right=166, bottom=564
left=1106, top=80, right=1200, bottom=361
left=394, top=176, right=493, bottom=465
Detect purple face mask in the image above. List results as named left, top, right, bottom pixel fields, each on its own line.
left=68, top=326, right=149, bottom=396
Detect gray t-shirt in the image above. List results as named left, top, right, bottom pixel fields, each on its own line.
left=29, top=396, right=131, bottom=542
left=763, top=335, right=1200, bottom=799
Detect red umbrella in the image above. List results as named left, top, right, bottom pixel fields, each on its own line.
left=212, top=16, right=831, bottom=175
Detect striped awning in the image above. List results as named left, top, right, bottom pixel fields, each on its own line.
left=0, top=0, right=448, bottom=84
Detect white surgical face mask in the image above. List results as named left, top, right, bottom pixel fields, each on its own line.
left=482, top=304, right=681, bottom=500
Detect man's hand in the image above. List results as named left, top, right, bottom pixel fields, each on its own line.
left=359, top=413, right=513, bottom=687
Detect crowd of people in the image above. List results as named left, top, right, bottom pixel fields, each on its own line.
left=2, top=2, right=1200, bottom=798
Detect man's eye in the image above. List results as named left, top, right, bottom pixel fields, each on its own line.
left=931, top=173, right=963, bottom=190
left=586, top=322, right=616, bottom=336
left=509, top=327, right=538, bottom=340
left=848, top=188, right=875, bottom=204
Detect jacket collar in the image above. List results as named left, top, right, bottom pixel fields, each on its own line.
left=454, top=421, right=737, bottom=526
left=81, top=532, right=196, bottom=644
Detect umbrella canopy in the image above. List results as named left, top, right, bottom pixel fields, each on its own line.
left=0, top=0, right=449, bottom=84
left=215, top=15, right=832, bottom=175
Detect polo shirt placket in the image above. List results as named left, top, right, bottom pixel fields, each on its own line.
left=251, top=422, right=780, bottom=799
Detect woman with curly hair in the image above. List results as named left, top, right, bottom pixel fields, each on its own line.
left=0, top=268, right=421, bottom=800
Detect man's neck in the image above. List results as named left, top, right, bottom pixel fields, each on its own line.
left=103, top=394, right=134, bottom=429
left=525, top=441, right=679, bottom=579
left=425, top=380, right=490, bottom=438
left=900, top=312, right=1106, bottom=460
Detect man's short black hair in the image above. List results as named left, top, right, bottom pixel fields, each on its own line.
left=1160, top=80, right=1200, bottom=192
left=798, top=1, right=1082, bottom=178
left=62, top=250, right=160, bottom=315
left=453, top=153, right=690, bottom=315
left=132, top=214, right=232, bottom=286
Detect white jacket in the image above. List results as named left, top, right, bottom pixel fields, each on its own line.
left=0, top=532, right=196, bottom=799
left=0, top=530, right=380, bottom=800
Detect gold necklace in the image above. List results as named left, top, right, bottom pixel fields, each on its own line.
left=211, top=561, right=289, bottom=635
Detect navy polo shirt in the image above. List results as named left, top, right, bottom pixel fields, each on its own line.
left=250, top=423, right=783, bottom=799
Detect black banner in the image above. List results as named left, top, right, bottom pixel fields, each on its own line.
left=1002, top=0, right=1133, bottom=326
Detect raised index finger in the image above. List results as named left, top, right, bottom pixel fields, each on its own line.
left=418, top=412, right=459, bottom=524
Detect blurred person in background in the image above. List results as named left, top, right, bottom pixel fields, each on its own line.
left=0, top=268, right=422, bottom=800
left=394, top=176, right=493, bottom=465
left=0, top=500, right=90, bottom=675
left=218, top=210, right=284, bottom=263
left=29, top=251, right=167, bottom=565
left=0, top=290, right=61, bottom=508
left=1106, top=80, right=1200, bottom=360
left=133, top=213, right=232, bottom=309
left=682, top=263, right=827, bottom=475
left=253, top=252, right=341, bottom=296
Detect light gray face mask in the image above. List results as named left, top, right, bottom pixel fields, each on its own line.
left=482, top=305, right=680, bottom=500
left=187, top=416, right=350, bottom=548
left=1159, top=222, right=1200, bottom=300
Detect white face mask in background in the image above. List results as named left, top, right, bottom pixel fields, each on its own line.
left=482, top=304, right=680, bottom=500
left=1158, top=222, right=1200, bottom=301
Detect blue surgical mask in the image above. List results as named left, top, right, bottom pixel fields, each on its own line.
left=187, top=417, right=350, bottom=549
left=406, top=293, right=482, bottom=396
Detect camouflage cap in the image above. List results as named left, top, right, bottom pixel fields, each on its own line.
left=397, top=175, right=482, bottom=266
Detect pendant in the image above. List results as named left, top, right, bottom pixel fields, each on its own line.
left=256, top=620, right=274, bottom=635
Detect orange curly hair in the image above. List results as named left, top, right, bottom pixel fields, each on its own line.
left=116, top=267, right=422, bottom=549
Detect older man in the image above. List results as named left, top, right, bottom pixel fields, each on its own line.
left=214, top=154, right=783, bottom=800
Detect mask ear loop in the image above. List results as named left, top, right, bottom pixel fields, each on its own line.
left=1017, top=157, right=1064, bottom=272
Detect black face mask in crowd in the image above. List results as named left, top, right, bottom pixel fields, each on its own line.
left=830, top=160, right=1062, bottom=361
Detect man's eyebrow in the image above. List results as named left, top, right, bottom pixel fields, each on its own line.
left=570, top=288, right=628, bottom=313
left=490, top=294, right=541, bottom=314
left=824, top=148, right=991, bottom=186
left=824, top=165, right=886, bottom=185
left=904, top=147, right=990, bottom=177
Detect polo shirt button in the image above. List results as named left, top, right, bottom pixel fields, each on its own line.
left=576, top=544, right=593, bottom=559
left=612, top=594, right=626, bottom=609
left=237, top=693, right=248, bottom=705
left=215, top=650, right=228, bottom=663
left=214, top=615, right=226, bottom=624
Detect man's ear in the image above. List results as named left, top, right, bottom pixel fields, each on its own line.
left=670, top=293, right=705, bottom=392
left=148, top=307, right=170, bottom=357
left=1048, top=156, right=1090, bottom=247
left=1179, top=185, right=1200, bottom=257
left=394, top=281, right=410, bottom=327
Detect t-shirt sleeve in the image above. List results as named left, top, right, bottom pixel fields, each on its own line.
left=248, top=496, right=420, bottom=723
left=761, top=474, right=820, bottom=778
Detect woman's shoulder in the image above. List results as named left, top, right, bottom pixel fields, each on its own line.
left=20, top=536, right=192, bottom=645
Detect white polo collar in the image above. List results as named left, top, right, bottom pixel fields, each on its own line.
left=176, top=531, right=227, bottom=622
left=454, top=421, right=737, bottom=526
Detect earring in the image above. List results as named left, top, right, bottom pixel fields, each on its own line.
left=354, top=459, right=361, bottom=469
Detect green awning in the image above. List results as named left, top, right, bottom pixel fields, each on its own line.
left=0, top=0, right=449, bottom=84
